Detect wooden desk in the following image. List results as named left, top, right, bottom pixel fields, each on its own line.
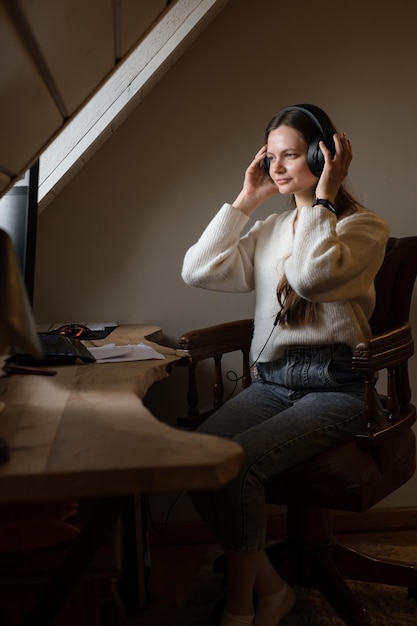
left=0, top=324, right=243, bottom=500
left=0, top=325, right=243, bottom=624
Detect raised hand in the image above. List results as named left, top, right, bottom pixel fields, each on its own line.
left=315, top=133, right=352, bottom=203
left=233, top=145, right=279, bottom=216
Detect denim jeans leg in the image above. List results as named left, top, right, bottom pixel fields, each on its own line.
left=188, top=344, right=377, bottom=552
left=189, top=380, right=292, bottom=544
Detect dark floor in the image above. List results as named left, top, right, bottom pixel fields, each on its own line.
left=123, top=542, right=211, bottom=624
left=123, top=529, right=417, bottom=625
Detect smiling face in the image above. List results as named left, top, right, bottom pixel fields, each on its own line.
left=266, top=125, right=318, bottom=207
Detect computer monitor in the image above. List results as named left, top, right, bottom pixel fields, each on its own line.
left=0, top=161, right=41, bottom=359
left=0, top=228, right=42, bottom=359
left=0, top=161, right=39, bottom=304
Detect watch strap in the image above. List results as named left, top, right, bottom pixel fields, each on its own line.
left=312, top=198, right=337, bottom=214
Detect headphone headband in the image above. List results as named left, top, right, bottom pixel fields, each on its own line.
left=279, top=104, right=332, bottom=137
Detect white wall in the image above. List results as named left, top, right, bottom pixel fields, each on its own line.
left=35, top=0, right=417, bottom=521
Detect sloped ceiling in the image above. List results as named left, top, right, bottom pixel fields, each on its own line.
left=0, top=0, right=228, bottom=201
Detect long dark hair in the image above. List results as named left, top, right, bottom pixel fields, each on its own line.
left=266, top=105, right=359, bottom=326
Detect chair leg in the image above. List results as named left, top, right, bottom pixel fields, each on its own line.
left=265, top=542, right=371, bottom=626
left=214, top=499, right=417, bottom=626
left=333, top=541, right=417, bottom=587
left=314, top=546, right=371, bottom=626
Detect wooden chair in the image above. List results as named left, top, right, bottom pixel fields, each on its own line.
left=177, top=236, right=417, bottom=626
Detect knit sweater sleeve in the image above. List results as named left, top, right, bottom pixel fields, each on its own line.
left=285, top=205, right=390, bottom=303
left=182, top=203, right=257, bottom=292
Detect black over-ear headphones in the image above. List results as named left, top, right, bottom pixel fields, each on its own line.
left=268, top=104, right=336, bottom=177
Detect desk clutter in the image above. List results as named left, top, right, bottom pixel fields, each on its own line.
left=37, top=321, right=119, bottom=340
left=5, top=323, right=165, bottom=369
left=4, top=321, right=117, bottom=368
left=8, top=332, right=96, bottom=366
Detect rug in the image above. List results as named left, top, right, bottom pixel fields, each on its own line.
left=178, top=543, right=417, bottom=626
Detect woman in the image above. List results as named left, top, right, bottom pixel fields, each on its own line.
left=181, top=104, right=389, bottom=626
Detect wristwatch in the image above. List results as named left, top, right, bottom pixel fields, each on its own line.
left=312, top=198, right=337, bottom=214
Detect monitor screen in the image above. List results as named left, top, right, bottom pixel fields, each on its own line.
left=0, top=161, right=39, bottom=305
left=0, top=228, right=42, bottom=359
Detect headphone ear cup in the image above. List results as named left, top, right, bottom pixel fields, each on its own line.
left=263, top=156, right=271, bottom=176
left=308, top=134, right=336, bottom=176
left=307, top=136, right=324, bottom=177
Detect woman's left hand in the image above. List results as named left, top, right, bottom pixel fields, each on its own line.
left=315, top=133, right=352, bottom=203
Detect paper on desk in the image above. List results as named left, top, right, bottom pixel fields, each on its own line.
left=88, top=343, right=165, bottom=363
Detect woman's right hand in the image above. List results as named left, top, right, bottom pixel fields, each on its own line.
left=232, top=145, right=279, bottom=216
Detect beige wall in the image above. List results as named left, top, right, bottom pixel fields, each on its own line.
left=35, top=0, right=417, bottom=521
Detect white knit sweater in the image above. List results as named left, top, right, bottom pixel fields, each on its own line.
left=182, top=203, right=390, bottom=362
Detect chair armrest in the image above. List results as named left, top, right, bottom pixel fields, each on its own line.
left=352, top=323, right=416, bottom=444
left=178, top=319, right=254, bottom=363
left=352, top=323, right=414, bottom=372
left=176, top=319, right=254, bottom=429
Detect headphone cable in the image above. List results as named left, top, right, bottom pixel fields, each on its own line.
left=226, top=312, right=280, bottom=389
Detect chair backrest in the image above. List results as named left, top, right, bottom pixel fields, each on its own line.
left=370, top=236, right=417, bottom=335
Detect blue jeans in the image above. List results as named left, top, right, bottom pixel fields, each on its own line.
left=189, top=343, right=380, bottom=552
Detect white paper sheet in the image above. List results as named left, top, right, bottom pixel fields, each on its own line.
left=88, top=343, right=165, bottom=363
